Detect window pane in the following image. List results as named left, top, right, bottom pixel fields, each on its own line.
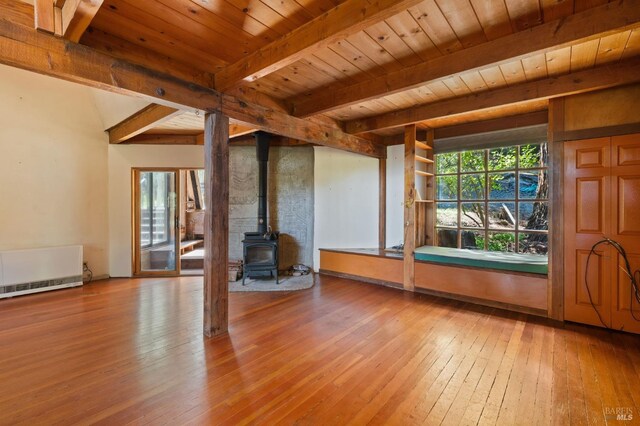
left=519, top=143, right=545, bottom=168
left=437, top=202, right=458, bottom=227
left=197, top=169, right=206, bottom=209
left=461, top=150, right=485, bottom=172
left=462, top=230, right=485, bottom=250
left=519, top=233, right=548, bottom=255
left=461, top=174, right=485, bottom=200
left=519, top=201, right=549, bottom=230
left=488, top=202, right=516, bottom=230
left=461, top=202, right=485, bottom=228
left=519, top=170, right=547, bottom=199
left=488, top=232, right=516, bottom=252
left=488, top=146, right=517, bottom=170
left=436, top=152, right=458, bottom=174
left=437, top=228, right=458, bottom=248
left=436, top=176, right=457, bottom=200
left=140, top=173, right=151, bottom=247
left=489, top=172, right=515, bottom=199
left=152, top=172, right=170, bottom=244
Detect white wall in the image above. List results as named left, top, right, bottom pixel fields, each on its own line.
left=108, top=145, right=204, bottom=277
left=313, top=147, right=379, bottom=270
left=386, top=144, right=404, bottom=248
left=0, top=65, right=110, bottom=277
left=90, top=89, right=150, bottom=130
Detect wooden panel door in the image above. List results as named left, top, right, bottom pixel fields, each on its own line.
left=610, top=134, right=640, bottom=332
left=564, top=138, right=612, bottom=327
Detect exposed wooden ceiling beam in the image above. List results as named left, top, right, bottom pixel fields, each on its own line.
left=126, top=132, right=311, bottom=147
left=220, top=94, right=385, bottom=157
left=33, top=0, right=55, bottom=34
left=229, top=123, right=257, bottom=138
left=1, top=0, right=34, bottom=28
left=380, top=111, right=549, bottom=145
left=293, top=0, right=640, bottom=117
left=213, top=0, right=425, bottom=92
left=61, top=0, right=103, bottom=42
left=34, top=0, right=103, bottom=39
left=0, top=19, right=383, bottom=157
left=345, top=57, right=640, bottom=133
left=433, top=110, right=549, bottom=140
left=125, top=134, right=199, bottom=145
left=108, top=104, right=182, bottom=143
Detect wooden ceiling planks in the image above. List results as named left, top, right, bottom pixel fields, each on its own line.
left=468, top=0, right=513, bottom=40
left=81, top=28, right=214, bottom=86
left=3, top=0, right=638, bottom=146
left=622, top=28, right=640, bottom=58
left=90, top=5, right=227, bottom=72
left=80, top=0, right=628, bottom=116
left=290, top=2, right=640, bottom=117
left=504, top=0, right=543, bottom=31
left=595, top=30, right=631, bottom=65
left=384, top=10, right=441, bottom=62
left=545, top=46, right=572, bottom=76
left=435, top=0, right=488, bottom=49
left=540, top=0, right=574, bottom=22
left=321, top=30, right=638, bottom=124
left=409, top=0, right=464, bottom=55
left=345, top=56, right=640, bottom=133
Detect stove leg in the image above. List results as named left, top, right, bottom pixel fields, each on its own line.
left=275, top=269, right=279, bottom=284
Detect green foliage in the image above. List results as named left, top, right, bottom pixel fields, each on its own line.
left=519, top=144, right=543, bottom=168
left=461, top=150, right=484, bottom=172
left=487, top=233, right=516, bottom=252
left=436, top=152, right=458, bottom=174
left=489, top=147, right=516, bottom=170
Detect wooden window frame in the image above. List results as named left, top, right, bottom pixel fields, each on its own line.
left=434, top=143, right=549, bottom=254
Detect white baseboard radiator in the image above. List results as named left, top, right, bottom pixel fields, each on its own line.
left=0, top=245, right=83, bottom=299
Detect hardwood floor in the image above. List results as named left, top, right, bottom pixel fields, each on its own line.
left=0, top=275, right=639, bottom=425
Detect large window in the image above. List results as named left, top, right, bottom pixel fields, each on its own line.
left=140, top=171, right=172, bottom=248
left=435, top=143, right=548, bottom=255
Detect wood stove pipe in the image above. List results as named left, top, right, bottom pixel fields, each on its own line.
left=254, top=131, right=271, bottom=235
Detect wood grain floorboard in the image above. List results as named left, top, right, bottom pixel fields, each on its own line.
left=0, top=275, right=639, bottom=425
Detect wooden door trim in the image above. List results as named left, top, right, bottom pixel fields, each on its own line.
left=132, top=167, right=182, bottom=277
left=548, top=98, right=564, bottom=321
left=552, top=122, right=640, bottom=143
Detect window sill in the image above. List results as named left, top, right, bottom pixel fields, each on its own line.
left=414, top=246, right=548, bottom=275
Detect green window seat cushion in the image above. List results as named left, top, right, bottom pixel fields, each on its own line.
left=414, top=246, right=548, bottom=275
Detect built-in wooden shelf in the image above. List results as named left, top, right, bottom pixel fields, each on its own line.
left=415, top=200, right=434, bottom=203
left=415, top=141, right=432, bottom=150
left=415, top=170, right=434, bottom=177
left=415, top=154, right=434, bottom=164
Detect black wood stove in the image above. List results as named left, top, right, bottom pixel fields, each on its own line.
left=242, top=132, right=279, bottom=285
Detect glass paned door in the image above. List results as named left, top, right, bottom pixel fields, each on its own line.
left=134, top=169, right=179, bottom=275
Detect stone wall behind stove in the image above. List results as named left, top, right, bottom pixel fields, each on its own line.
left=229, top=145, right=314, bottom=270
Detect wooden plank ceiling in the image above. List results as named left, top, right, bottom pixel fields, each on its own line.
left=6, top=0, right=640, bottom=146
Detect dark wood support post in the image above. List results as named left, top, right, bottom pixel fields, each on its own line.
left=403, top=124, right=416, bottom=291
left=379, top=157, right=386, bottom=250
left=548, top=98, right=565, bottom=321
left=203, top=111, right=230, bottom=337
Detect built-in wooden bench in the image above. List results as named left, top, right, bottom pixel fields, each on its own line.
left=414, top=246, right=548, bottom=275
left=319, top=247, right=548, bottom=316
left=180, top=239, right=203, bottom=255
